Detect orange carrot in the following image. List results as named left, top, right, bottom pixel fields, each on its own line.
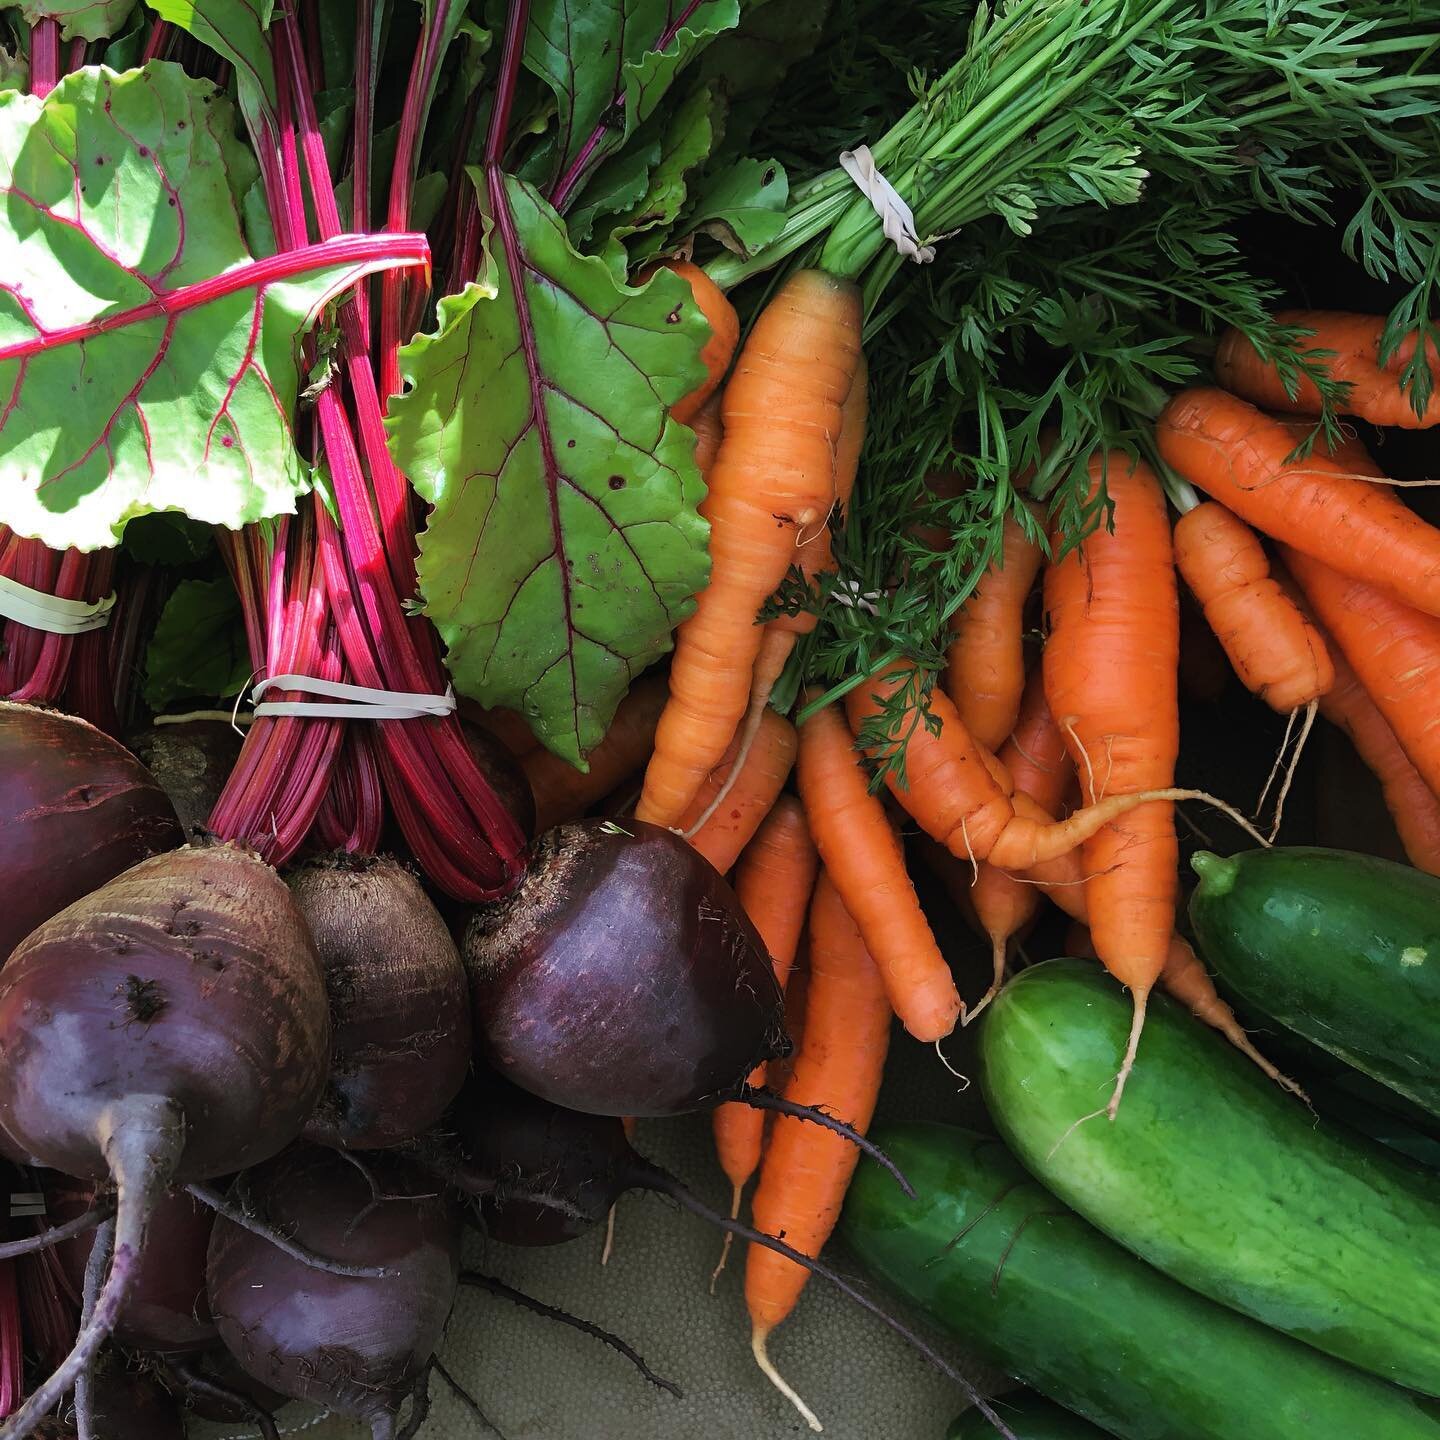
left=746, top=871, right=890, bottom=1430
left=844, top=661, right=1218, bottom=875
left=647, top=260, right=740, bottom=425
left=710, top=798, right=819, bottom=1281
left=796, top=695, right=961, bottom=1042
left=1157, top=388, right=1440, bottom=617
left=1044, top=451, right=1179, bottom=1114
left=1217, top=311, right=1440, bottom=429
left=691, top=356, right=870, bottom=838
left=691, top=392, right=723, bottom=475
left=967, top=671, right=1074, bottom=1015
left=1282, top=547, right=1440, bottom=802
left=945, top=504, right=1044, bottom=751
left=639, top=271, right=864, bottom=827
left=522, top=672, right=668, bottom=832
left=679, top=708, right=797, bottom=873
left=1173, top=501, right=1333, bottom=714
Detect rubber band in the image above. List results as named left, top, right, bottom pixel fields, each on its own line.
left=838, top=144, right=935, bottom=264
left=251, top=674, right=456, bottom=720
left=9, top=1192, right=46, bottom=1219
left=0, top=575, right=114, bottom=634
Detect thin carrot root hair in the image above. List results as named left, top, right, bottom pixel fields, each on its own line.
left=962, top=934, right=1009, bottom=1027
left=709, top=1184, right=744, bottom=1294
left=933, top=1039, right=972, bottom=1090
left=601, top=1204, right=617, bottom=1267
left=752, top=1323, right=823, bottom=1432
left=1106, top=987, right=1150, bottom=1121
left=1266, top=700, right=1316, bottom=841
left=1255, top=704, right=1299, bottom=819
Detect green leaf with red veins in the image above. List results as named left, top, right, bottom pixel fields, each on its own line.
left=20, top=1, right=137, bottom=42
left=387, top=171, right=709, bottom=768
left=0, top=63, right=428, bottom=551
left=527, top=0, right=743, bottom=198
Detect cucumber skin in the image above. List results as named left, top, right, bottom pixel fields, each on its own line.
left=840, top=1122, right=1440, bottom=1440
left=979, top=960, right=1440, bottom=1397
left=1189, top=846, right=1440, bottom=1116
left=950, top=1393, right=1111, bottom=1439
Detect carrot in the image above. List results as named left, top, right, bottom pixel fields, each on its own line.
left=746, top=870, right=890, bottom=1431
left=1172, top=498, right=1334, bottom=833
left=796, top=695, right=961, bottom=1042
left=690, top=355, right=870, bottom=837
left=1217, top=311, right=1440, bottom=429
left=967, top=671, right=1074, bottom=1016
left=1313, top=633, right=1440, bottom=877
left=691, top=392, right=723, bottom=476
left=521, top=672, right=668, bottom=832
left=1043, top=451, right=1179, bottom=1116
left=644, top=260, right=740, bottom=426
left=639, top=271, right=864, bottom=827
left=678, top=707, right=797, bottom=873
left=944, top=504, right=1044, bottom=751
left=1064, top=919, right=1301, bottom=1092
left=710, top=798, right=819, bottom=1284
left=1173, top=501, right=1333, bottom=714
left=844, top=661, right=1223, bottom=875
left=1282, top=547, right=1440, bottom=802
left=1156, top=388, right=1440, bottom=617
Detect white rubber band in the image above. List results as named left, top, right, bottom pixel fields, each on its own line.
left=251, top=674, right=456, bottom=720
left=838, top=144, right=935, bottom=264
left=0, top=575, right=115, bottom=634
left=9, top=1192, right=46, bottom=1218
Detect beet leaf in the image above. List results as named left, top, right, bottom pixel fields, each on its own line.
left=388, top=173, right=709, bottom=766
left=0, top=64, right=427, bottom=551
left=19, top=2, right=137, bottom=43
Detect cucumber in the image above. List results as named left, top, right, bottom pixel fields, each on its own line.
left=840, top=1123, right=1440, bottom=1440
left=1189, top=846, right=1440, bottom=1115
left=979, top=959, right=1440, bottom=1396
left=950, top=1393, right=1111, bottom=1438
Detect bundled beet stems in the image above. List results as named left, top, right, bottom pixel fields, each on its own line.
left=0, top=0, right=1437, bottom=1435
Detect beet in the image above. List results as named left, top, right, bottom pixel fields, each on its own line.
left=0, top=703, right=180, bottom=961
left=53, top=1184, right=215, bottom=1354
left=289, top=855, right=472, bottom=1150
left=128, top=719, right=243, bottom=836
left=462, top=718, right=538, bottom=841
left=466, top=820, right=787, bottom=1116
left=207, top=1146, right=461, bottom=1440
left=0, top=842, right=329, bottom=1439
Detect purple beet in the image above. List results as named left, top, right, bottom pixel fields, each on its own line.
left=52, top=1182, right=215, bottom=1354
left=128, top=719, right=243, bottom=836
left=207, top=1146, right=461, bottom=1440
left=465, top=820, right=787, bottom=1117
left=289, top=855, right=472, bottom=1150
left=0, top=702, right=180, bottom=961
left=0, top=842, right=330, bottom=1440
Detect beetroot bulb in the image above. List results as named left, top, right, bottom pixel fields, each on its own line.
left=0, top=842, right=329, bottom=1440
left=0, top=703, right=180, bottom=961
left=288, top=855, right=472, bottom=1150
left=128, top=719, right=243, bottom=836
left=207, top=1146, right=461, bottom=1440
left=465, top=820, right=788, bottom=1116
left=52, top=1182, right=215, bottom=1354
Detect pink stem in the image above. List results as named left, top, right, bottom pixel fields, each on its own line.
left=29, top=19, right=60, bottom=98
left=0, top=235, right=430, bottom=363
left=141, top=19, right=171, bottom=64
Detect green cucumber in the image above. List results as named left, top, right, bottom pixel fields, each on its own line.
left=1189, top=846, right=1440, bottom=1115
left=950, top=1393, right=1111, bottom=1438
left=979, top=959, right=1440, bottom=1396
left=840, top=1123, right=1440, bottom=1440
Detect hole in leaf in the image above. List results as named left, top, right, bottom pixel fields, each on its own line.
left=608, top=475, right=625, bottom=490
left=763, top=167, right=777, bottom=185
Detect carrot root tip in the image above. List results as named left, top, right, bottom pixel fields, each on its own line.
left=708, top=1186, right=743, bottom=1294
left=963, top=935, right=1009, bottom=1026
left=1106, top=989, right=1150, bottom=1121
left=752, top=1324, right=823, bottom=1433
left=600, top=1203, right=618, bottom=1267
